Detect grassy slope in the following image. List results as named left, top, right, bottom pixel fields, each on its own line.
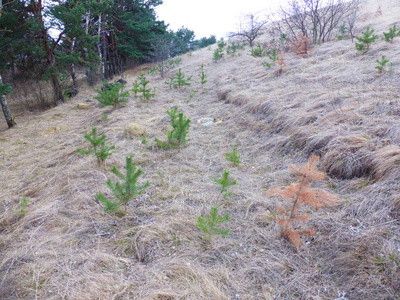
left=1, top=1, right=400, bottom=299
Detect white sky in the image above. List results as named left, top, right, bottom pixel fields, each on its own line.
left=156, top=0, right=283, bottom=39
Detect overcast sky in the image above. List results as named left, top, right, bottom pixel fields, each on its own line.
left=155, top=0, right=282, bottom=39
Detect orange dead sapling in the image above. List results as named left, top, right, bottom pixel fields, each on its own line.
left=266, top=154, right=338, bottom=250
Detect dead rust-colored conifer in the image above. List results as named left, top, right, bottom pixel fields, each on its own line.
left=275, top=52, right=288, bottom=76
left=290, top=34, right=311, bottom=57
left=266, top=154, right=338, bottom=250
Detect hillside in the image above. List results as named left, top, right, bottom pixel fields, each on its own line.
left=1, top=0, right=400, bottom=299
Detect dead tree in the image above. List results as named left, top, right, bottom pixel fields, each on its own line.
left=229, top=13, right=268, bottom=47
left=275, top=0, right=360, bottom=44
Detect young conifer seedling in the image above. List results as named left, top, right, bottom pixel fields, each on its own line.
left=155, top=107, right=190, bottom=149
left=225, top=147, right=241, bottom=167
left=173, top=68, right=192, bottom=89
left=355, top=26, right=379, bottom=53
left=375, top=55, right=391, bottom=73
left=197, top=206, right=230, bottom=238
left=214, top=170, right=237, bottom=199
left=197, top=64, right=207, bottom=86
left=266, top=154, right=338, bottom=250
left=382, top=24, right=400, bottom=42
left=77, top=127, right=115, bottom=165
left=94, top=81, right=129, bottom=108
left=137, top=74, right=155, bottom=101
left=95, top=156, right=149, bottom=215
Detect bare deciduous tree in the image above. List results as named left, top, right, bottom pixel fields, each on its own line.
left=274, top=0, right=360, bottom=44
left=229, top=13, right=268, bottom=47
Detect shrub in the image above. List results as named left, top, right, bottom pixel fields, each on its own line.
left=96, top=156, right=149, bottom=214
left=197, top=206, right=230, bottom=237
left=155, top=107, right=190, bottom=149
left=225, top=147, right=241, bottom=166
left=214, top=170, right=237, bottom=199
left=355, top=27, right=379, bottom=53
left=266, top=154, right=338, bottom=250
left=77, top=127, right=115, bottom=165
left=94, top=81, right=129, bottom=108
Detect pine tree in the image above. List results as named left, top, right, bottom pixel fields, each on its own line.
left=77, top=127, right=115, bottom=165
left=197, top=206, right=230, bottom=238
left=214, top=170, right=237, bottom=199
left=96, top=156, right=149, bottom=214
left=355, top=27, right=379, bottom=53
left=266, top=154, right=338, bottom=250
left=155, top=107, right=191, bottom=149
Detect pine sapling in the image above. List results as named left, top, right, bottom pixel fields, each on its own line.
left=197, top=64, right=207, bottom=86
left=213, top=40, right=226, bottom=62
left=197, top=206, right=230, bottom=238
left=375, top=55, right=391, bottom=73
left=225, top=147, right=241, bottom=167
left=214, top=170, right=237, bottom=199
left=382, top=24, right=400, bottom=42
left=355, top=26, right=379, bottom=53
left=173, top=69, right=192, bottom=89
left=77, top=127, right=115, bottom=165
left=137, top=74, right=155, bottom=101
left=131, top=80, right=140, bottom=97
left=94, top=81, right=129, bottom=108
left=266, top=154, right=338, bottom=250
left=96, top=156, right=149, bottom=214
left=155, top=107, right=190, bottom=149
left=17, top=197, right=29, bottom=218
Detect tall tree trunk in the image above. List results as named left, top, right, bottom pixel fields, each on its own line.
left=0, top=75, right=16, bottom=128
left=32, top=0, right=64, bottom=104
left=70, top=37, right=78, bottom=91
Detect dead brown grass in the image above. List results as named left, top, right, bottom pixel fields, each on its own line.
left=1, top=0, right=400, bottom=299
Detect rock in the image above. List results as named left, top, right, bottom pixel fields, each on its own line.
left=197, top=117, right=214, bottom=127
left=124, top=123, right=145, bottom=137
left=77, top=103, right=90, bottom=109
left=117, top=78, right=127, bottom=85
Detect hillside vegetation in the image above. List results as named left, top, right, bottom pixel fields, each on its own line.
left=1, top=0, right=400, bottom=299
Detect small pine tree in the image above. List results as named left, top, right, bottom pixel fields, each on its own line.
left=77, top=127, right=115, bottom=165
left=155, top=107, right=191, bottom=149
left=173, top=69, right=192, bottom=89
left=266, top=154, right=338, bottom=250
left=382, top=24, right=400, bottom=42
left=214, top=170, right=237, bottom=199
left=375, top=55, right=391, bottom=73
left=225, top=147, right=241, bottom=166
left=355, top=27, right=379, bottom=53
left=213, top=40, right=226, bottom=62
left=96, top=156, right=149, bottom=214
left=197, top=206, right=230, bottom=237
left=137, top=74, right=155, bottom=101
left=197, top=64, right=207, bottom=86
left=94, top=81, right=130, bottom=108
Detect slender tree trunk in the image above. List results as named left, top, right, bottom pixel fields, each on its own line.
left=70, top=37, right=78, bottom=91
left=0, top=75, right=16, bottom=128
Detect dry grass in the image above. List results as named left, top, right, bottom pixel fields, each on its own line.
left=1, top=0, right=400, bottom=299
